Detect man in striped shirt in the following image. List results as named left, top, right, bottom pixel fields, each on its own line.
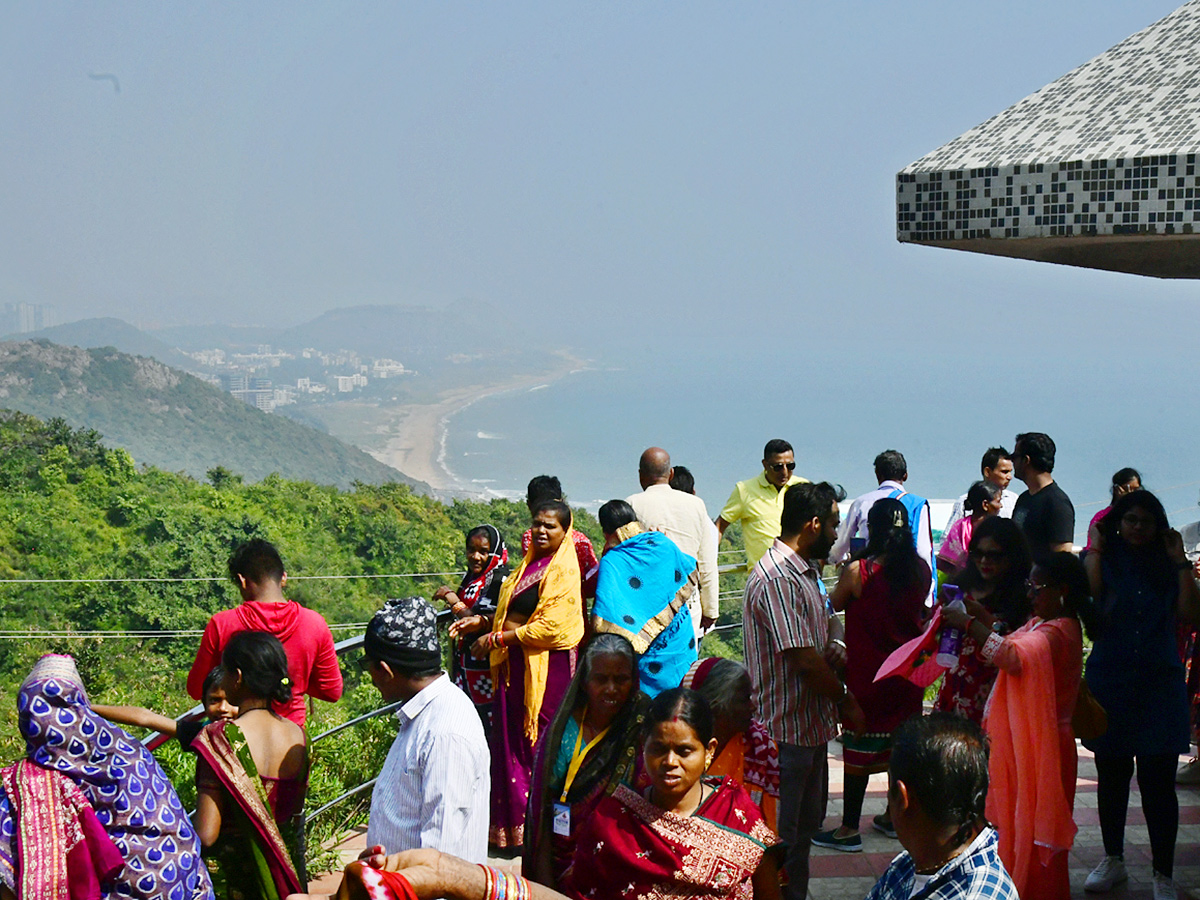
left=743, top=481, right=864, bottom=900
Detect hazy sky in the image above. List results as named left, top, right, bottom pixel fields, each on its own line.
left=2, top=1, right=1195, bottom=343
left=6, top=2, right=1200, bottom=525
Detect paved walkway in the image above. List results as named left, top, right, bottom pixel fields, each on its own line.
left=308, top=742, right=1200, bottom=899
left=813, top=740, right=1200, bottom=900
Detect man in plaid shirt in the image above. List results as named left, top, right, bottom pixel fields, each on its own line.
left=865, top=713, right=1017, bottom=900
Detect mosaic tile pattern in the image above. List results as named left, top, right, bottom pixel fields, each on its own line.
left=897, top=1, right=1200, bottom=244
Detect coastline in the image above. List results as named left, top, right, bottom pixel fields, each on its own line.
left=370, top=353, right=588, bottom=494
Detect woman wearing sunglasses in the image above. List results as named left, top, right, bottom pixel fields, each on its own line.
left=944, top=552, right=1091, bottom=900
left=932, top=517, right=1033, bottom=726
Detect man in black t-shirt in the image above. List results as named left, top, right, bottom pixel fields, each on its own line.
left=1010, top=432, right=1075, bottom=560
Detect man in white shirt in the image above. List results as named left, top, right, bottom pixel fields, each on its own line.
left=627, top=447, right=719, bottom=634
left=943, top=447, right=1019, bottom=532
left=362, top=596, right=489, bottom=862
left=831, top=450, right=935, bottom=604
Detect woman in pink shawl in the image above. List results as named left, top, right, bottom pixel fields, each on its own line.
left=943, top=551, right=1091, bottom=900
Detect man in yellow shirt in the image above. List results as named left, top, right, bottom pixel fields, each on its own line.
left=716, top=439, right=808, bottom=568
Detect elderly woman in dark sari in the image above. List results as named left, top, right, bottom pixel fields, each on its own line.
left=525, top=633, right=649, bottom=886
left=683, top=657, right=780, bottom=832
left=591, top=500, right=698, bottom=697
left=0, top=653, right=213, bottom=900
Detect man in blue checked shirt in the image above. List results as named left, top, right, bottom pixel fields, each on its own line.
left=865, top=713, right=1017, bottom=900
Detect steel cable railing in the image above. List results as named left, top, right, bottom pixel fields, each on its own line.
left=138, top=554, right=810, bottom=833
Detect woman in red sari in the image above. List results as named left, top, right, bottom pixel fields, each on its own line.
left=561, top=687, right=781, bottom=900
left=944, top=552, right=1089, bottom=900
left=815, top=498, right=930, bottom=851
left=334, top=688, right=781, bottom=900
left=194, top=631, right=308, bottom=900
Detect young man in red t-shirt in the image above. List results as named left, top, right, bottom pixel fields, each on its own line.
left=187, top=539, right=343, bottom=727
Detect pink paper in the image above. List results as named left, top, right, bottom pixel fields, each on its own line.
left=874, top=606, right=948, bottom=687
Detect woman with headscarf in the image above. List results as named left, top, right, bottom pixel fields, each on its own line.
left=435, top=524, right=510, bottom=731
left=524, top=634, right=648, bottom=886
left=591, top=500, right=698, bottom=697
left=0, top=654, right=213, bottom=900
left=453, top=499, right=585, bottom=854
left=814, top=497, right=931, bottom=852
left=683, top=657, right=780, bottom=831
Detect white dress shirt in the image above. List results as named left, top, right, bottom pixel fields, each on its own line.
left=366, top=673, right=490, bottom=862
left=627, top=483, right=720, bottom=625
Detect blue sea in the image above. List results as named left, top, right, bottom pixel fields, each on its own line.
left=442, top=357, right=1200, bottom=544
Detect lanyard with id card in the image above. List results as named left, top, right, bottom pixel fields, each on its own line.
left=553, top=717, right=611, bottom=836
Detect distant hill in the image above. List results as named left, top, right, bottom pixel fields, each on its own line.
left=0, top=339, right=430, bottom=491
left=8, top=318, right=198, bottom=370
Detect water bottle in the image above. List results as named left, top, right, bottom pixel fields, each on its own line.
left=937, top=584, right=966, bottom=670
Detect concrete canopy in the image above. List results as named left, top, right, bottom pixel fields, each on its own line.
left=897, top=1, right=1200, bottom=278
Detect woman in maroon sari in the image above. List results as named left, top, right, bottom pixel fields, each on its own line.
left=194, top=631, right=308, bottom=900
left=815, top=497, right=930, bottom=851
left=332, top=688, right=782, bottom=900
left=561, top=687, right=781, bottom=900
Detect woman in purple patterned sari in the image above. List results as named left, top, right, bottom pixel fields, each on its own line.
left=2, top=654, right=213, bottom=900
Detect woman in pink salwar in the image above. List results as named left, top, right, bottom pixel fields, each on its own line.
left=944, top=552, right=1091, bottom=900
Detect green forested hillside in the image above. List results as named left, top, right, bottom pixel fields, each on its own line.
left=0, top=411, right=749, bottom=868
left=0, top=339, right=427, bottom=490
left=0, top=409, right=603, bottom=750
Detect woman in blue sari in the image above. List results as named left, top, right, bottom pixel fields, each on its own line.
left=591, top=500, right=698, bottom=697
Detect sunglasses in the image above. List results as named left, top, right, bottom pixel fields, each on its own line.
left=356, top=655, right=377, bottom=672
left=1025, top=579, right=1050, bottom=592
left=971, top=550, right=1007, bottom=561
left=769, top=462, right=797, bottom=472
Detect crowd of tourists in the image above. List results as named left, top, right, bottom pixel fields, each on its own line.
left=2, top=433, right=1199, bottom=900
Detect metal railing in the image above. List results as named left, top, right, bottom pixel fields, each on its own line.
left=149, top=555, right=779, bottom=828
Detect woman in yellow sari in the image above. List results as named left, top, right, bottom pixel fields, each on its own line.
left=453, top=499, right=585, bottom=853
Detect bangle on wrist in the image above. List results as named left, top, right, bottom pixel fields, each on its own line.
left=963, top=616, right=976, bottom=633
left=478, top=865, right=530, bottom=900
left=831, top=638, right=847, bottom=650
left=836, top=681, right=848, bottom=703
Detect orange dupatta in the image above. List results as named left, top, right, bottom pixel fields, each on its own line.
left=984, top=620, right=1079, bottom=898
left=491, top=527, right=585, bottom=744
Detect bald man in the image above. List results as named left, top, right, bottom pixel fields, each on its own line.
left=626, top=447, right=720, bottom=634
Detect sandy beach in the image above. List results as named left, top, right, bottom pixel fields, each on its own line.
left=368, top=353, right=586, bottom=493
